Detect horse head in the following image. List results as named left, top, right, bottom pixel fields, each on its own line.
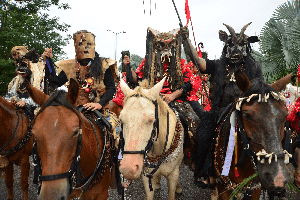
left=26, top=79, right=83, bottom=199
left=118, top=78, right=170, bottom=180
left=235, top=70, right=292, bottom=192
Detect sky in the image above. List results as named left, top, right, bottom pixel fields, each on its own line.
left=49, top=0, right=287, bottom=64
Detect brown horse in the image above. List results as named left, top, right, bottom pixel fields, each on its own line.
left=214, top=70, right=292, bottom=199
left=0, top=96, right=33, bottom=200
left=26, top=79, right=112, bottom=200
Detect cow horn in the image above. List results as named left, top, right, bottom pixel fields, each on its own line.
left=223, top=23, right=237, bottom=44
left=240, top=22, right=252, bottom=37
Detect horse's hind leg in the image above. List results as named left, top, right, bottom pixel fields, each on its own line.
left=20, top=157, right=30, bottom=200
left=4, top=162, right=14, bottom=200
left=166, top=165, right=180, bottom=200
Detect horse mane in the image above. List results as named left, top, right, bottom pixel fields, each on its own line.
left=127, top=79, right=175, bottom=118
left=243, top=78, right=277, bottom=98
left=0, top=96, right=16, bottom=111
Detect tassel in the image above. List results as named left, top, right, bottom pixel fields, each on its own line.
left=234, top=128, right=240, bottom=178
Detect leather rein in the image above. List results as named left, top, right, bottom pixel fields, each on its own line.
left=120, top=93, right=172, bottom=191
left=31, top=96, right=107, bottom=198
left=215, top=90, right=297, bottom=197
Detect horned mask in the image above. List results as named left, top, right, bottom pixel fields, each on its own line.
left=73, top=30, right=96, bottom=61
left=219, top=22, right=259, bottom=64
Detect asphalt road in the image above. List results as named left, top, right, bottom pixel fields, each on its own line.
left=1, top=157, right=300, bottom=200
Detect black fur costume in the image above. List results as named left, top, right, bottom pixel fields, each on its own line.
left=192, top=33, right=264, bottom=181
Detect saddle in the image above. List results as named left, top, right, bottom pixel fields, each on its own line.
left=170, top=101, right=200, bottom=169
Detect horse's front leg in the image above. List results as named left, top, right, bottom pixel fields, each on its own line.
left=142, top=173, right=155, bottom=200
left=4, top=162, right=14, bottom=200
left=20, top=157, right=30, bottom=200
left=165, top=165, right=180, bottom=200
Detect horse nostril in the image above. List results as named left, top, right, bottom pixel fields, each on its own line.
left=135, top=164, right=139, bottom=173
left=265, top=172, right=273, bottom=184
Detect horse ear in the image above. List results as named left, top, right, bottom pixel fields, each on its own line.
left=235, top=69, right=251, bottom=93
left=270, top=73, right=293, bottom=92
left=66, top=78, right=79, bottom=105
left=120, top=79, right=132, bottom=97
left=149, top=77, right=166, bottom=99
left=25, top=80, right=49, bottom=106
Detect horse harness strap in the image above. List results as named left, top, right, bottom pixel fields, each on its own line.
left=121, top=93, right=177, bottom=191
left=31, top=99, right=110, bottom=197
left=0, top=109, right=33, bottom=157
left=215, top=90, right=296, bottom=195
left=122, top=93, right=159, bottom=155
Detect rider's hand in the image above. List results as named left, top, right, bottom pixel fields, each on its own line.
left=123, top=55, right=131, bottom=67
left=161, top=93, right=176, bottom=104
left=83, top=102, right=102, bottom=111
left=42, top=48, right=53, bottom=62
left=180, top=26, right=189, bottom=37
left=16, top=101, right=26, bottom=108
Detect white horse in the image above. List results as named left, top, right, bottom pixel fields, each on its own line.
left=119, top=78, right=184, bottom=200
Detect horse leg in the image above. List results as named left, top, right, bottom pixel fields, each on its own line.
left=165, top=165, right=180, bottom=200
left=294, top=147, right=300, bottom=187
left=142, top=174, right=155, bottom=200
left=20, top=157, right=30, bottom=200
left=4, top=162, right=14, bottom=200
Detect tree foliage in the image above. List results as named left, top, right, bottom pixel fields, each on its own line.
left=0, top=0, right=71, bottom=95
left=118, top=54, right=143, bottom=72
left=253, top=0, right=300, bottom=83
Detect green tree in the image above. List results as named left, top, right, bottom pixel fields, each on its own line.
left=0, top=0, right=71, bottom=95
left=253, top=0, right=300, bottom=83
left=118, top=54, right=143, bottom=72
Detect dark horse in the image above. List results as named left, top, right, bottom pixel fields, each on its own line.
left=26, top=79, right=112, bottom=200
left=214, top=70, right=292, bottom=199
left=0, top=96, right=33, bottom=200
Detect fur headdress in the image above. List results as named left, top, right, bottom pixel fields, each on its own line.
left=144, top=27, right=183, bottom=90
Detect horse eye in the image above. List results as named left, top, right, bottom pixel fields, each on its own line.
left=73, top=129, right=80, bottom=137
left=79, top=42, right=83, bottom=46
left=243, top=112, right=251, bottom=120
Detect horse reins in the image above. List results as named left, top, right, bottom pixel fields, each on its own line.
left=215, top=90, right=297, bottom=197
left=120, top=93, right=173, bottom=191
left=31, top=92, right=108, bottom=198
left=0, top=108, right=33, bottom=157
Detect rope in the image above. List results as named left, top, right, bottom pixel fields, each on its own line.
left=189, top=16, right=198, bottom=53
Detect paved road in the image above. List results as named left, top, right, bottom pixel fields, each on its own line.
left=0, top=157, right=300, bottom=200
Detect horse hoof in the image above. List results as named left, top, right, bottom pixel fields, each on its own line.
left=0, top=156, right=9, bottom=168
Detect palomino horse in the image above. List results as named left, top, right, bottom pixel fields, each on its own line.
left=0, top=96, right=33, bottom=200
left=26, top=79, right=112, bottom=200
left=119, top=78, right=184, bottom=200
left=214, top=70, right=292, bottom=199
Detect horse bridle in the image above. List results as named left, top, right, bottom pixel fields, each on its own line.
left=120, top=93, right=171, bottom=191
left=31, top=96, right=106, bottom=197
left=216, top=90, right=297, bottom=197
left=0, top=107, right=33, bottom=157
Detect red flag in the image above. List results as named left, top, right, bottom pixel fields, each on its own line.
left=185, top=0, right=190, bottom=26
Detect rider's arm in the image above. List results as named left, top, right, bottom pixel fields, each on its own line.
left=98, top=67, right=116, bottom=107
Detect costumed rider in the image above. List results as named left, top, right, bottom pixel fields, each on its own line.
left=67, top=30, right=120, bottom=143
left=123, top=27, right=203, bottom=165
left=181, top=23, right=264, bottom=188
